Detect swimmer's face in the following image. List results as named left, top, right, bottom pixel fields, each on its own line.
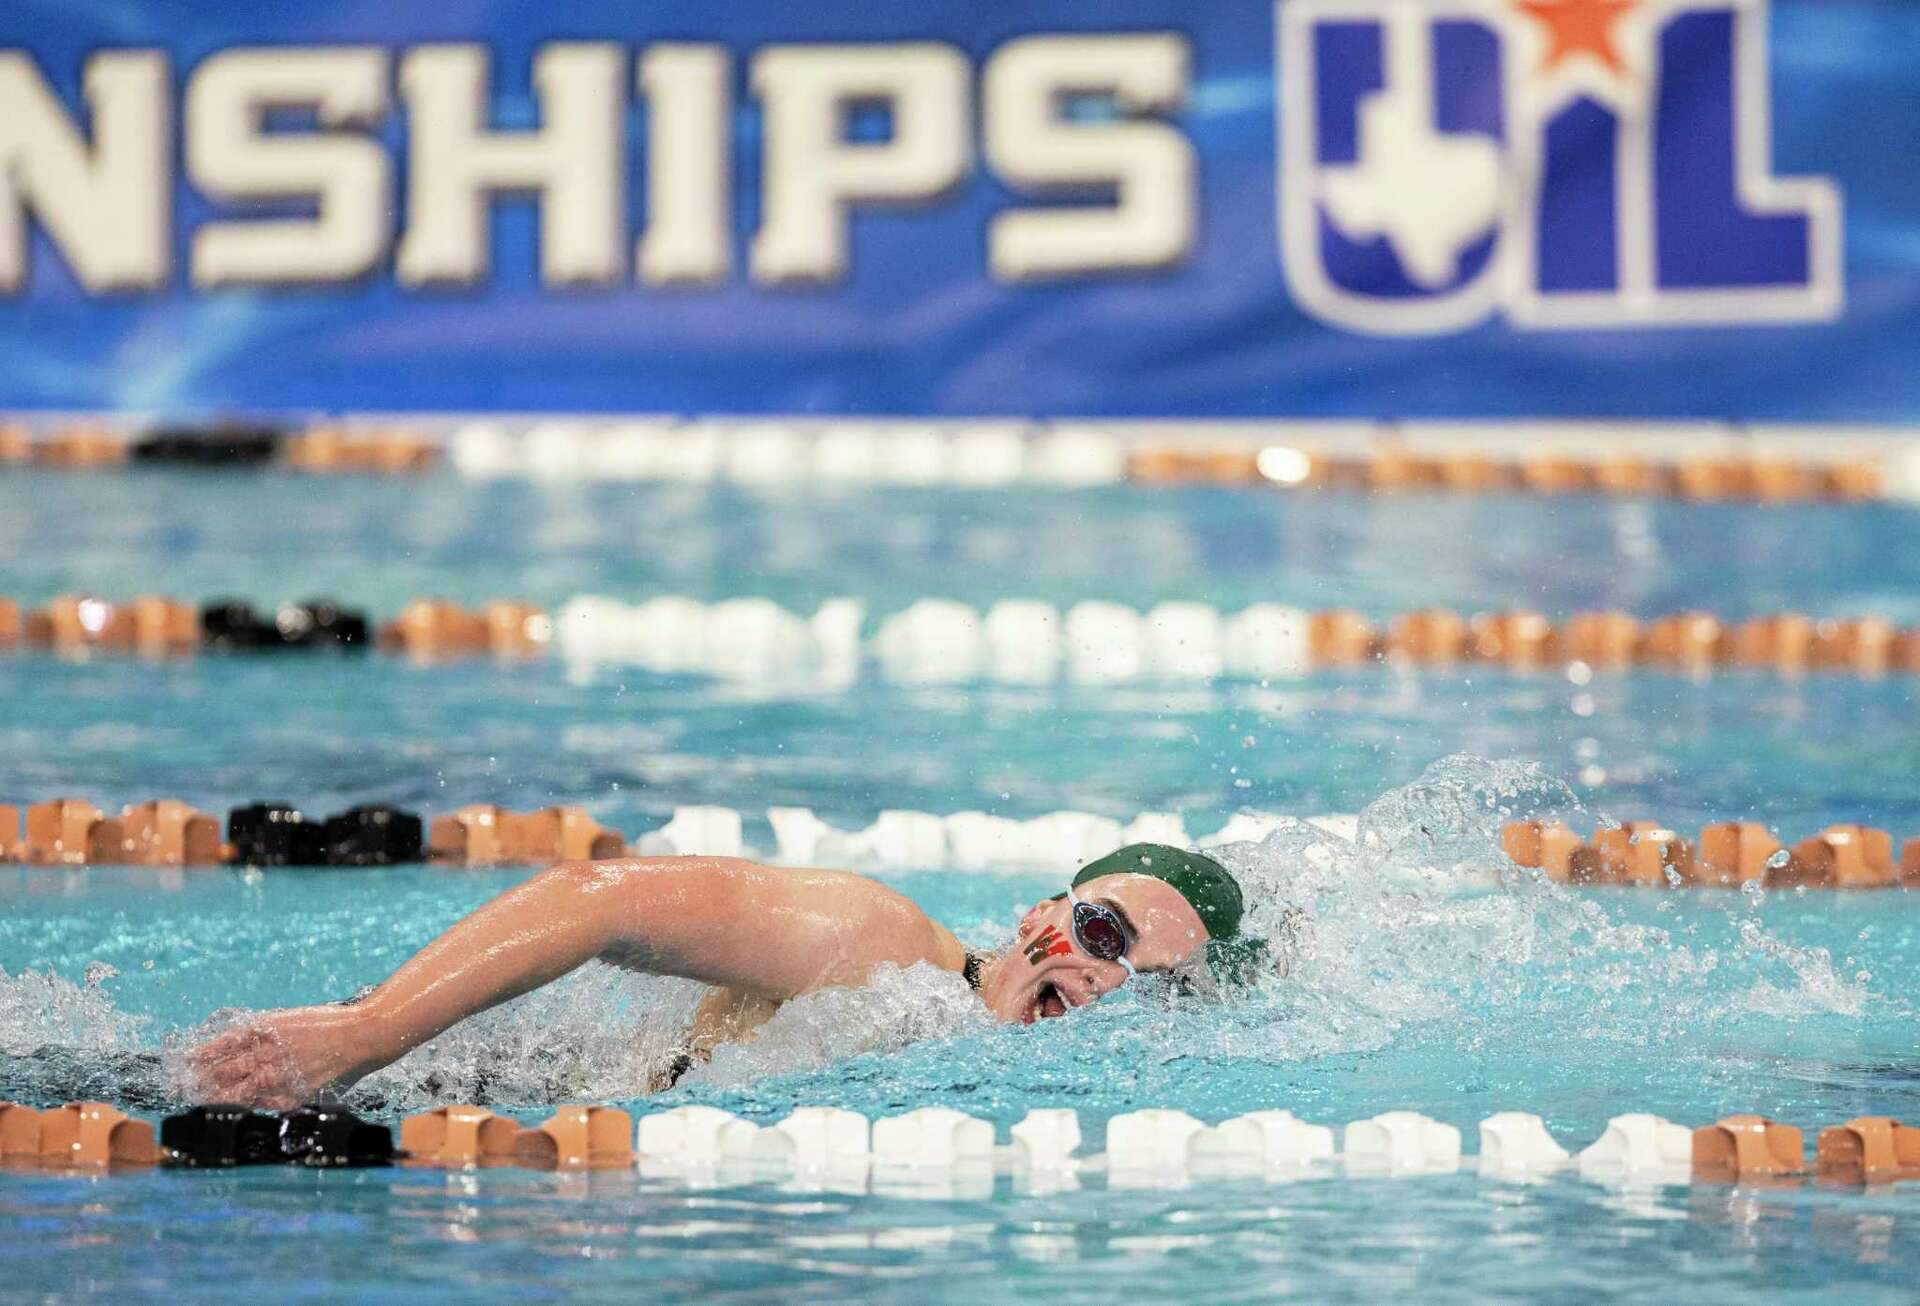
left=983, top=873, right=1210, bottom=1025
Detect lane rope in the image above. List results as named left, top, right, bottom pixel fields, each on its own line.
left=0, top=797, right=1350, bottom=872
left=6, top=1098, right=1914, bottom=1189
left=7, top=415, right=1920, bottom=503
left=5, top=797, right=1919, bottom=888
left=8, top=593, right=1920, bottom=683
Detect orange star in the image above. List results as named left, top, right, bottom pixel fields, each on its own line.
left=1513, top=0, right=1639, bottom=76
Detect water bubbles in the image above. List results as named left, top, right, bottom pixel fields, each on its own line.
left=1766, top=848, right=1791, bottom=870
left=83, top=962, right=119, bottom=988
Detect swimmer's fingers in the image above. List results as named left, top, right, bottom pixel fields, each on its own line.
left=186, top=1023, right=307, bottom=1109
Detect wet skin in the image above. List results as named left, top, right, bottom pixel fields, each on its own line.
left=188, top=857, right=1213, bottom=1109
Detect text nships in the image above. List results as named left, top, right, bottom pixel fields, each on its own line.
left=0, top=35, right=1195, bottom=295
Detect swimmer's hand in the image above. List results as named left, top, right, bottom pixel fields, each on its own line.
left=186, top=1006, right=377, bottom=1110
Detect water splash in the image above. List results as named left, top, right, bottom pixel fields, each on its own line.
left=687, top=962, right=994, bottom=1090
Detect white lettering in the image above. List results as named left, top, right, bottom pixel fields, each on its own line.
left=984, top=34, right=1195, bottom=280
left=637, top=44, right=731, bottom=286
left=0, top=51, right=169, bottom=294
left=396, top=43, right=623, bottom=288
left=750, top=43, right=969, bottom=284
left=187, top=48, right=391, bottom=288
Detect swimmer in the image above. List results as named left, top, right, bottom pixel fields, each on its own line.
left=188, top=843, right=1251, bottom=1109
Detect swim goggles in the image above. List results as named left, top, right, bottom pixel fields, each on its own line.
left=1066, top=885, right=1137, bottom=978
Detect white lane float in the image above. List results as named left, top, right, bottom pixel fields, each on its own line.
left=1009, top=1109, right=1083, bottom=1174
left=636, top=806, right=744, bottom=858
left=1576, top=1113, right=1694, bottom=1180
left=1189, top=1110, right=1337, bottom=1176
left=1343, top=1111, right=1463, bottom=1174
left=1477, top=1112, right=1571, bottom=1177
left=1145, top=602, right=1225, bottom=681
left=636, top=1105, right=769, bottom=1173
left=871, top=1107, right=995, bottom=1170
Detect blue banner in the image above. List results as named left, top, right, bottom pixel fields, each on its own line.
left=0, top=0, right=1914, bottom=419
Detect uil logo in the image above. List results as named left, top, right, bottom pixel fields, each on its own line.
left=1277, top=0, right=1843, bottom=335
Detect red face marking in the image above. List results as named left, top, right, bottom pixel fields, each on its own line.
left=1023, top=924, right=1071, bottom=966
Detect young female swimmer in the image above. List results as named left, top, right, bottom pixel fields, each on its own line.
left=189, top=843, right=1250, bottom=1109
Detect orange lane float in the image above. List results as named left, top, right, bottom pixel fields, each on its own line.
left=1733, top=613, right=1817, bottom=673
left=481, top=601, right=553, bottom=660
left=507, top=806, right=627, bottom=864
left=35, top=424, right=128, bottom=469
left=1503, top=818, right=1920, bottom=890
left=1126, top=447, right=1263, bottom=487
left=0, top=1102, right=41, bottom=1163
left=1562, top=610, right=1641, bottom=670
left=378, top=598, right=489, bottom=660
left=1434, top=452, right=1521, bottom=494
left=23, top=798, right=109, bottom=866
left=1815, top=1117, right=1920, bottom=1185
left=1812, top=616, right=1898, bottom=675
left=1387, top=609, right=1470, bottom=664
left=1590, top=822, right=1693, bottom=887
left=428, top=804, right=512, bottom=866
left=282, top=425, right=439, bottom=474
left=38, top=1102, right=164, bottom=1168
left=399, top=1105, right=520, bottom=1167
left=378, top=598, right=550, bottom=662
left=513, top=1106, right=635, bottom=1171
left=1366, top=446, right=1444, bottom=492
left=1592, top=456, right=1676, bottom=498
left=0, top=421, right=30, bottom=464
left=119, top=800, right=225, bottom=867
left=1307, top=609, right=1379, bottom=666
left=1469, top=609, right=1557, bottom=671
left=16, top=798, right=224, bottom=868
left=427, top=805, right=624, bottom=868
left=1693, top=1114, right=1806, bottom=1182
left=1516, top=453, right=1598, bottom=496
left=1787, top=825, right=1898, bottom=889
left=1696, top=821, right=1786, bottom=887
left=1641, top=611, right=1728, bottom=673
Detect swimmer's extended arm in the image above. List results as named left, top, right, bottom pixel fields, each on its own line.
left=189, top=857, right=954, bottom=1106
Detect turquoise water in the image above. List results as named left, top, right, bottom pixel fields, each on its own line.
left=2, top=471, right=1918, bottom=1301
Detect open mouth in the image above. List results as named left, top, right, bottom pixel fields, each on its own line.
left=1024, top=982, right=1070, bottom=1024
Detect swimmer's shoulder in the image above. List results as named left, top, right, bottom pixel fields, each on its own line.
left=767, top=866, right=969, bottom=974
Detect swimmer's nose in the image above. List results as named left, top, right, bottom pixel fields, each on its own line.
left=1068, top=968, right=1119, bottom=1005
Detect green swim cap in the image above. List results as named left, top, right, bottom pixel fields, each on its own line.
left=1071, top=842, right=1244, bottom=941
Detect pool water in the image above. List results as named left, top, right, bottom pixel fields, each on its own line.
left=2, top=471, right=1918, bottom=1302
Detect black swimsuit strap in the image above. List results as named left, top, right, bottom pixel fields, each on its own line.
left=963, top=950, right=987, bottom=992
